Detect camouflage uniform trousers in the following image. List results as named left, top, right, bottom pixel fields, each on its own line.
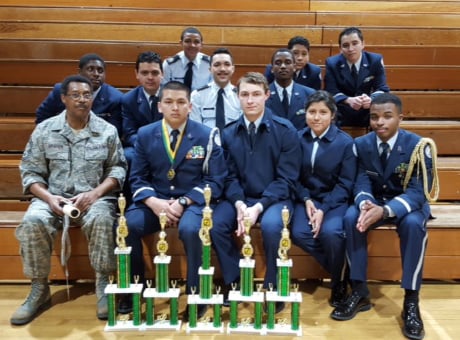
left=16, top=197, right=117, bottom=279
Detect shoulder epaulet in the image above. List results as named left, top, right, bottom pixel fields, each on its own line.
left=166, top=55, right=181, bottom=65
left=197, top=84, right=211, bottom=92
left=201, top=55, right=210, bottom=63
left=271, top=114, right=294, bottom=128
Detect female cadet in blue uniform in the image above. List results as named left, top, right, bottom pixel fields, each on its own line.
left=291, top=90, right=356, bottom=308
left=331, top=93, right=433, bottom=340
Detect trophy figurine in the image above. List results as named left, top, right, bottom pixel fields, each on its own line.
left=227, top=213, right=265, bottom=335
left=265, top=206, right=302, bottom=336
left=143, top=211, right=181, bottom=331
left=104, top=194, right=144, bottom=331
left=186, top=185, right=224, bottom=333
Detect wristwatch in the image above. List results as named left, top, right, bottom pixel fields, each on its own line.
left=382, top=206, right=390, bottom=220
left=178, top=196, right=188, bottom=208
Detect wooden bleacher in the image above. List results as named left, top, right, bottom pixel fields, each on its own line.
left=0, top=0, right=459, bottom=281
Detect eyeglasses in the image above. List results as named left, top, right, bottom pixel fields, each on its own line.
left=66, top=93, right=93, bottom=100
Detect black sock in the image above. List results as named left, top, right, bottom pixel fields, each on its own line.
left=404, top=289, right=419, bottom=304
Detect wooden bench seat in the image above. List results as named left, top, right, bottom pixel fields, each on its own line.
left=0, top=0, right=311, bottom=11
left=311, top=1, right=460, bottom=13
left=3, top=40, right=460, bottom=67
left=1, top=60, right=460, bottom=91
left=1, top=203, right=459, bottom=281
left=0, top=7, right=315, bottom=27
left=0, top=117, right=35, bottom=152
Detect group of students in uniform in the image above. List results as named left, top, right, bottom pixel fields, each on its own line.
left=11, top=25, right=432, bottom=340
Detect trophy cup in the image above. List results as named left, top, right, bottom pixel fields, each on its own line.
left=265, top=206, right=302, bottom=336
left=227, top=212, right=265, bottom=335
left=186, top=185, right=224, bottom=333
left=143, top=211, right=181, bottom=331
left=105, top=194, right=144, bottom=331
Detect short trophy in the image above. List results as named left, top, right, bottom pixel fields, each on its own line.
left=265, top=206, right=302, bottom=336
left=227, top=212, right=265, bottom=335
left=142, top=210, right=181, bottom=331
left=186, top=185, right=224, bottom=333
left=104, top=194, right=144, bottom=331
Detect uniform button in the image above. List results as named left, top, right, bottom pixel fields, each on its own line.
left=383, top=185, right=387, bottom=189
left=170, top=186, right=175, bottom=191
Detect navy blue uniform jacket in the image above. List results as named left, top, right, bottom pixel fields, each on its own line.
left=266, top=82, right=315, bottom=130
left=121, top=86, right=162, bottom=147
left=222, top=109, right=301, bottom=209
left=353, top=129, right=432, bottom=218
left=296, top=124, right=356, bottom=213
left=324, top=51, right=389, bottom=104
left=36, top=83, right=123, bottom=136
left=130, top=119, right=227, bottom=205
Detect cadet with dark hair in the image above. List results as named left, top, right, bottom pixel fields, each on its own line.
left=324, top=27, right=390, bottom=127
left=265, top=36, right=322, bottom=90
left=36, top=53, right=124, bottom=136
left=162, top=27, right=211, bottom=91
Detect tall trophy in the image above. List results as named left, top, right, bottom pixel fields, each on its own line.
left=227, top=212, right=265, bottom=334
left=265, top=206, right=302, bottom=336
left=142, top=211, right=181, bottom=331
left=186, top=185, right=224, bottom=333
left=105, top=194, right=144, bottom=331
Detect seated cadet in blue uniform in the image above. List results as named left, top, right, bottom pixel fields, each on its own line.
left=291, top=90, right=356, bottom=309
left=162, top=27, right=211, bottom=91
left=121, top=51, right=164, bottom=201
left=264, top=36, right=322, bottom=90
left=331, top=93, right=434, bottom=340
left=190, top=47, right=241, bottom=131
left=324, top=27, right=390, bottom=127
left=120, top=81, right=227, bottom=319
left=36, top=53, right=123, bottom=136
left=212, top=72, right=301, bottom=314
left=265, top=48, right=315, bottom=130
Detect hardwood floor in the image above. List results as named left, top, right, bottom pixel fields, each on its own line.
left=1, top=279, right=458, bottom=339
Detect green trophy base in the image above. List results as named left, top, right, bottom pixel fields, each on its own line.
left=104, top=283, right=144, bottom=332
left=264, top=290, right=303, bottom=336
left=226, top=290, right=265, bottom=335
left=186, top=293, right=224, bottom=333
left=143, top=287, right=182, bottom=331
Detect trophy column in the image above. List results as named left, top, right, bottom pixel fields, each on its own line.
left=227, top=214, right=265, bottom=335
left=265, top=206, right=302, bottom=336
left=186, top=185, right=224, bottom=333
left=104, top=194, right=144, bottom=331
left=143, top=211, right=181, bottom=331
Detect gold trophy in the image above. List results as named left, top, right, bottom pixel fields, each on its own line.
left=105, top=194, right=144, bottom=331
left=265, top=206, right=302, bottom=336
left=143, top=210, right=181, bottom=331
left=186, top=185, right=224, bottom=333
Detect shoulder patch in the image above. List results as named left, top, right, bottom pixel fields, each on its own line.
left=201, top=55, right=210, bottom=63
left=166, top=55, right=180, bottom=65
left=197, top=84, right=211, bottom=92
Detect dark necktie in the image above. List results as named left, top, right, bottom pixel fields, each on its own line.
left=380, top=142, right=390, bottom=169
left=170, top=129, right=180, bottom=151
left=149, top=95, right=158, bottom=120
left=248, top=122, right=256, bottom=148
left=215, top=88, right=225, bottom=131
left=351, top=64, right=358, bottom=86
left=183, top=61, right=194, bottom=89
left=282, top=88, right=289, bottom=117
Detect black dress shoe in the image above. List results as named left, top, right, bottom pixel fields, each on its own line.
left=329, top=280, right=348, bottom=308
left=402, top=302, right=425, bottom=340
left=330, top=291, right=371, bottom=321
left=184, top=304, right=208, bottom=321
left=117, top=294, right=133, bottom=314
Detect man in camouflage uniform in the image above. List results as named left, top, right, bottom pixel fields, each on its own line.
left=10, top=75, right=127, bottom=325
